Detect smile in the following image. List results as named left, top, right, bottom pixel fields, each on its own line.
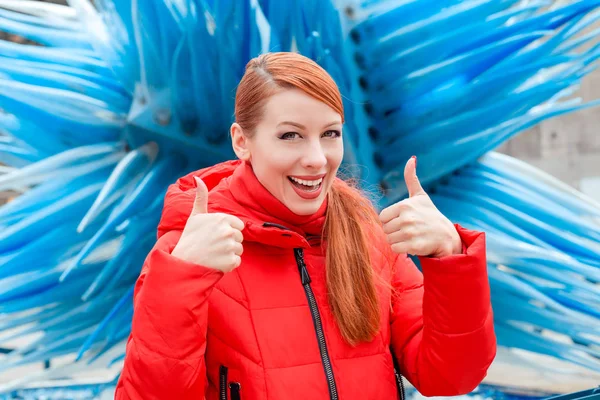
left=289, top=176, right=323, bottom=188
left=288, top=175, right=325, bottom=199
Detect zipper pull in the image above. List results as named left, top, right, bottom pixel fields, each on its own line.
left=229, top=382, right=241, bottom=400
left=294, top=249, right=311, bottom=285
left=300, top=263, right=311, bottom=285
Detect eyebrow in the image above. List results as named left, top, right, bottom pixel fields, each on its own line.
left=277, top=121, right=342, bottom=129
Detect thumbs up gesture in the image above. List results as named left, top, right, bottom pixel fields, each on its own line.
left=172, top=177, right=245, bottom=272
left=379, top=157, right=462, bottom=258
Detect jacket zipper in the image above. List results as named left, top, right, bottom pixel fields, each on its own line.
left=294, top=248, right=338, bottom=400
left=220, top=365, right=228, bottom=400
left=220, top=365, right=242, bottom=400
left=396, top=372, right=406, bottom=400
left=391, top=348, right=406, bottom=400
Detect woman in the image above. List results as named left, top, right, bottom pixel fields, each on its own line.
left=115, top=52, right=496, bottom=400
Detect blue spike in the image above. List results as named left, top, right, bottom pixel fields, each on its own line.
left=480, top=152, right=600, bottom=216
left=361, top=0, right=519, bottom=66
left=0, top=62, right=132, bottom=110
left=377, top=80, right=574, bottom=164
left=0, top=183, right=106, bottom=253
left=0, top=55, right=128, bottom=93
left=361, top=2, right=549, bottom=91
left=0, top=0, right=78, bottom=22
left=0, top=40, right=111, bottom=74
left=76, top=287, right=133, bottom=361
left=81, top=212, right=159, bottom=301
left=0, top=11, right=91, bottom=49
left=78, top=142, right=158, bottom=233
left=0, top=143, right=117, bottom=190
left=482, top=2, right=600, bottom=77
left=60, top=155, right=181, bottom=281
left=350, top=0, right=465, bottom=49
left=495, top=323, right=600, bottom=372
left=370, top=30, right=552, bottom=112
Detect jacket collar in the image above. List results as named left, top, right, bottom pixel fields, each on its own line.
left=159, top=160, right=328, bottom=249
left=232, top=161, right=326, bottom=231
left=209, top=161, right=327, bottom=248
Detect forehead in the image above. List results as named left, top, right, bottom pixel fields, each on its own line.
left=260, top=88, right=342, bottom=126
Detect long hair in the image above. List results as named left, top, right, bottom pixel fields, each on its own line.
left=235, top=52, right=382, bottom=345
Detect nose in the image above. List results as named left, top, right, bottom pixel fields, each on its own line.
left=301, top=138, right=327, bottom=170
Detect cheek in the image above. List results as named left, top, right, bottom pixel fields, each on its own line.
left=327, top=142, right=344, bottom=170
left=251, top=148, right=296, bottom=181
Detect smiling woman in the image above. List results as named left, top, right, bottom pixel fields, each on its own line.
left=228, top=53, right=382, bottom=348
left=115, top=52, right=496, bottom=400
left=231, top=53, right=345, bottom=215
left=231, top=86, right=344, bottom=213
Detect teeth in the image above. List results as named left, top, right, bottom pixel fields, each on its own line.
left=290, top=176, right=323, bottom=186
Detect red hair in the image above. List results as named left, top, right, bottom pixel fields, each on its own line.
left=235, top=52, right=382, bottom=345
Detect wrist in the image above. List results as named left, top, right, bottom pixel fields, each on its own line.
left=171, top=244, right=188, bottom=261
left=451, top=234, right=463, bottom=255
left=430, top=226, right=462, bottom=258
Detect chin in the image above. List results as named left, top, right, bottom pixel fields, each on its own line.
left=287, top=197, right=326, bottom=216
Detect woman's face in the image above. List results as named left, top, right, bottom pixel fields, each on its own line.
left=232, top=88, right=344, bottom=215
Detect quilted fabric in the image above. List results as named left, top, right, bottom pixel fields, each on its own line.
left=115, top=160, right=496, bottom=400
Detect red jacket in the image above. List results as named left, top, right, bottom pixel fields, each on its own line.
left=115, top=160, right=496, bottom=400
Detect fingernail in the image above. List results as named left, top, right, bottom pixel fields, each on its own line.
left=412, top=155, right=417, bottom=168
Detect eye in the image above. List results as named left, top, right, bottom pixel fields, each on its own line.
left=279, top=132, right=300, bottom=140
left=323, top=130, right=342, bottom=138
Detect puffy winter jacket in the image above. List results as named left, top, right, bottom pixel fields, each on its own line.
left=115, top=160, right=496, bottom=400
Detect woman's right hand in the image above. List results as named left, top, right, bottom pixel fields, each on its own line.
left=172, top=177, right=244, bottom=272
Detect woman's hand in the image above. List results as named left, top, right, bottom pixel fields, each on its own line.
left=172, top=177, right=245, bottom=272
left=379, top=157, right=461, bottom=258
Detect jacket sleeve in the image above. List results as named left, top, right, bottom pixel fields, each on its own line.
left=114, top=230, right=224, bottom=400
left=389, top=224, right=496, bottom=397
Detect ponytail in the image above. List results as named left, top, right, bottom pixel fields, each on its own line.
left=324, top=180, right=383, bottom=345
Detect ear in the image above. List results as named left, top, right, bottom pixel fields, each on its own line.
left=231, top=122, right=251, bottom=161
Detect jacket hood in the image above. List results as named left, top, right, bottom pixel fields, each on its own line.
left=157, top=160, right=328, bottom=248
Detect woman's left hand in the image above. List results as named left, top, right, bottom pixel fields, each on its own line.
left=379, top=156, right=462, bottom=258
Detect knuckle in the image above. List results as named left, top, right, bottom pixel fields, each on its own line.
left=403, top=225, right=416, bottom=238
left=224, top=227, right=235, bottom=238
left=402, top=201, right=416, bottom=212
left=391, top=243, right=404, bottom=254
left=188, top=213, right=204, bottom=225
left=401, top=213, right=416, bottom=225
left=387, top=232, right=400, bottom=244
left=226, top=239, right=236, bottom=251
left=217, top=222, right=231, bottom=234
left=397, top=200, right=410, bottom=210
left=382, top=223, right=391, bottom=234
left=443, top=242, right=453, bottom=256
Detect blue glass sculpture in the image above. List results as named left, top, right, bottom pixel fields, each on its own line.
left=0, top=0, right=599, bottom=396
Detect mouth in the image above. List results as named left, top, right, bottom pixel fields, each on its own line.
left=287, top=174, right=327, bottom=201
left=287, top=175, right=324, bottom=193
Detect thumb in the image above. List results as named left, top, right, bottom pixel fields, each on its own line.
left=191, top=176, right=209, bottom=215
left=404, top=156, right=425, bottom=197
